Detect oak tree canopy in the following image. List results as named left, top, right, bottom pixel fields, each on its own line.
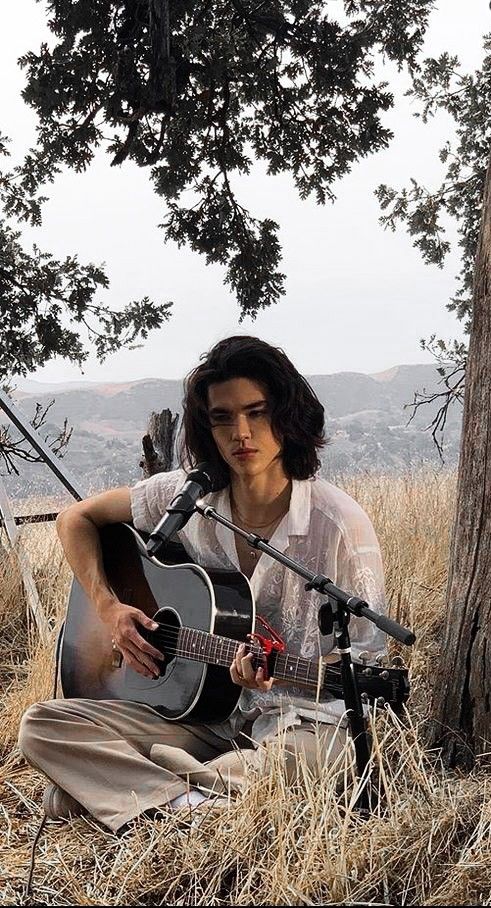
left=1, top=0, right=434, bottom=380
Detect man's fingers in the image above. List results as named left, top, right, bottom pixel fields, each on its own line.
left=239, top=652, right=255, bottom=682
left=127, top=627, right=164, bottom=661
left=255, top=666, right=272, bottom=691
left=132, top=611, right=164, bottom=656
left=134, top=610, right=160, bottom=632
left=120, top=646, right=155, bottom=679
left=230, top=645, right=247, bottom=685
left=123, top=639, right=160, bottom=677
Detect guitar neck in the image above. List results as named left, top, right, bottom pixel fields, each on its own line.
left=160, top=623, right=408, bottom=708
left=176, top=626, right=334, bottom=693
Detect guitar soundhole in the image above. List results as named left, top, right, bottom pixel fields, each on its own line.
left=147, top=607, right=181, bottom=677
left=121, top=607, right=181, bottom=692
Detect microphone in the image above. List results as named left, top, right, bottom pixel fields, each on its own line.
left=146, top=463, right=218, bottom=557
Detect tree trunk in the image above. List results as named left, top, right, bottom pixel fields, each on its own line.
left=428, top=151, right=491, bottom=768
left=148, top=0, right=175, bottom=112
left=140, top=408, right=179, bottom=477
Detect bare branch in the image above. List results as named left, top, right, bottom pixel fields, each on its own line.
left=0, top=397, right=72, bottom=476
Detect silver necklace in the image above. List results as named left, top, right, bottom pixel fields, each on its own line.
left=231, top=503, right=288, bottom=558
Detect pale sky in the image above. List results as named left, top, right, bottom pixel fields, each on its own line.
left=3, top=1, right=490, bottom=384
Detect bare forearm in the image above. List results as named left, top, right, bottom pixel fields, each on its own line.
left=56, top=510, right=117, bottom=620
left=56, top=487, right=133, bottom=619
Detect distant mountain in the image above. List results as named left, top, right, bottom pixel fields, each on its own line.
left=3, top=364, right=461, bottom=500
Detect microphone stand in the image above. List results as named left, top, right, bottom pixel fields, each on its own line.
left=195, top=501, right=415, bottom=812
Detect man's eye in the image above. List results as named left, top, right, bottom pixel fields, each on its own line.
left=211, top=414, right=230, bottom=424
left=250, top=409, right=268, bottom=418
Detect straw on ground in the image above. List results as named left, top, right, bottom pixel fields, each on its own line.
left=1, top=471, right=491, bottom=906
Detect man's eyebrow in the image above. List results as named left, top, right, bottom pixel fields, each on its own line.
left=208, top=399, right=267, bottom=414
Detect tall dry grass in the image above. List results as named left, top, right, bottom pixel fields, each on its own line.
left=2, top=469, right=491, bottom=906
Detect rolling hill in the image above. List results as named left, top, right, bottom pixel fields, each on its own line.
left=3, top=363, right=462, bottom=501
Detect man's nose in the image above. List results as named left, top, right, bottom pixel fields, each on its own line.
left=231, top=413, right=251, bottom=439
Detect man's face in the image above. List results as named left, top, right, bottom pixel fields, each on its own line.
left=207, top=377, right=284, bottom=480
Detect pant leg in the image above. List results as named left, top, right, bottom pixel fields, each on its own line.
left=202, top=721, right=350, bottom=792
left=18, top=698, right=235, bottom=832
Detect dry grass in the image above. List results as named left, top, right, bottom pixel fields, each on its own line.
left=1, top=469, right=491, bottom=906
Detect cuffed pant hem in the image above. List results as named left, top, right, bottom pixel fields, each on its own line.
left=106, top=779, right=191, bottom=834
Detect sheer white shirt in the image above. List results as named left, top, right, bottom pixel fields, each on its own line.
left=130, top=470, right=387, bottom=741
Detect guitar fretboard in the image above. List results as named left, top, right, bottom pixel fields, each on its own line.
left=149, top=619, right=407, bottom=706
left=175, top=626, right=331, bottom=691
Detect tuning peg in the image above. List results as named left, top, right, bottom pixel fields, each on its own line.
left=375, top=652, right=388, bottom=667
left=391, top=655, right=405, bottom=668
left=376, top=697, right=386, bottom=709
left=358, top=651, right=371, bottom=665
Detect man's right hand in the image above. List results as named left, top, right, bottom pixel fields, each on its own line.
left=104, top=603, right=165, bottom=679
left=56, top=488, right=165, bottom=678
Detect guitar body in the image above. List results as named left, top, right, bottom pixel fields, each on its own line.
left=60, top=522, right=255, bottom=723
left=60, top=523, right=410, bottom=719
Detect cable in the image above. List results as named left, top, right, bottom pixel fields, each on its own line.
left=24, top=812, right=47, bottom=898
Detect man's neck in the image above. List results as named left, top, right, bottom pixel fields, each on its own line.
left=230, top=469, right=292, bottom=525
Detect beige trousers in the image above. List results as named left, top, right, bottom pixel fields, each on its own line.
left=18, top=698, right=348, bottom=833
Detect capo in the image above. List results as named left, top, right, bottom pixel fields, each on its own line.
left=247, top=615, right=285, bottom=681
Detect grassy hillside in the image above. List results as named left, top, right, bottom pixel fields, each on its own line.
left=1, top=470, right=490, bottom=906
left=5, top=365, right=463, bottom=498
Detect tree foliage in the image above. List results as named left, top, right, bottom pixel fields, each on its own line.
left=0, top=133, right=172, bottom=381
left=17, top=0, right=434, bottom=320
left=376, top=38, right=491, bottom=443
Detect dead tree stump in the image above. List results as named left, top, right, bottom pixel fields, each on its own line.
left=140, top=408, right=179, bottom=477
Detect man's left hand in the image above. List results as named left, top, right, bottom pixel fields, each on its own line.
left=230, top=643, right=274, bottom=691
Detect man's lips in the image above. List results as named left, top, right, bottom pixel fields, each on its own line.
left=232, top=449, right=257, bottom=456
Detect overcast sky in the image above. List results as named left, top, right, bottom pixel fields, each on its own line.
left=3, top=1, right=491, bottom=384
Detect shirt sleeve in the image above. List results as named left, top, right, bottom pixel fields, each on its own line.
left=130, top=468, right=185, bottom=533
left=334, top=508, right=388, bottom=662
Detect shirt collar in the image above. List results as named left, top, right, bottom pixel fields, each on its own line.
left=287, top=478, right=312, bottom=537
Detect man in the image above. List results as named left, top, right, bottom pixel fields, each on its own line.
left=18, top=335, right=387, bottom=834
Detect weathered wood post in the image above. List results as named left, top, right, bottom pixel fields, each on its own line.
left=428, top=151, right=491, bottom=768
left=0, top=475, right=50, bottom=644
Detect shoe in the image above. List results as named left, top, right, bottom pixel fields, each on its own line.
left=115, top=793, right=231, bottom=837
left=42, top=783, right=87, bottom=820
left=185, top=794, right=231, bottom=830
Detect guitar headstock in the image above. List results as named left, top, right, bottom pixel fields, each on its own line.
left=354, top=651, right=410, bottom=709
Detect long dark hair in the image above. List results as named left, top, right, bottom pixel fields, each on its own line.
left=180, top=335, right=325, bottom=486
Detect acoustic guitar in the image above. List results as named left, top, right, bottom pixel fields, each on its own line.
left=59, top=522, right=410, bottom=723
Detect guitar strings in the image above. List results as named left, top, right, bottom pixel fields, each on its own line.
left=148, top=622, right=375, bottom=684
left=149, top=623, right=320, bottom=675
left=151, top=631, right=316, bottom=684
left=140, top=622, right=327, bottom=684
left=138, top=622, right=392, bottom=690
